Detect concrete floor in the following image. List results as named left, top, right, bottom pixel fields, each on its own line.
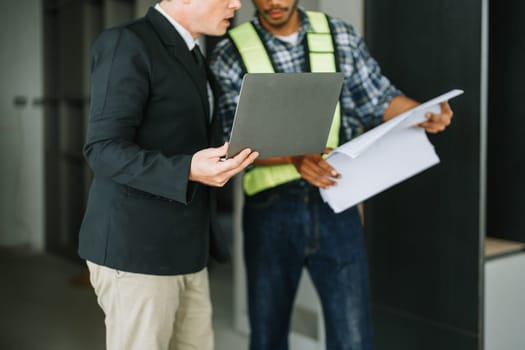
left=0, top=246, right=248, bottom=350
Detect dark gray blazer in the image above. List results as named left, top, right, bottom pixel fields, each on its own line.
left=78, top=8, right=226, bottom=275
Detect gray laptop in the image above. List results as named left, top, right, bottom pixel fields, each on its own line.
left=227, top=72, right=344, bottom=159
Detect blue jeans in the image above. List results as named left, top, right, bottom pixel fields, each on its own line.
left=243, top=180, right=374, bottom=350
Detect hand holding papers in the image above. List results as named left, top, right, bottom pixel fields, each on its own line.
left=320, top=89, right=464, bottom=213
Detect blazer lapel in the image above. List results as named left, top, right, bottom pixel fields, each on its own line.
left=145, top=8, right=210, bottom=123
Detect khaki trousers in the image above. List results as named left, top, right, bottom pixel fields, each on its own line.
left=87, top=261, right=214, bottom=350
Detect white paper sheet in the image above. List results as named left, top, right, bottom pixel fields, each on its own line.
left=320, top=89, right=463, bottom=213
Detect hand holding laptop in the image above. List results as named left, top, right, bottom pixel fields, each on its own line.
left=189, top=142, right=259, bottom=187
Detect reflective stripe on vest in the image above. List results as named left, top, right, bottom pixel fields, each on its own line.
left=228, top=11, right=341, bottom=196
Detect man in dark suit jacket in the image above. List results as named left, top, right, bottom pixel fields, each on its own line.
left=78, top=1, right=254, bottom=349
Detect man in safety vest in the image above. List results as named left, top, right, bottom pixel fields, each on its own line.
left=210, top=1, right=454, bottom=349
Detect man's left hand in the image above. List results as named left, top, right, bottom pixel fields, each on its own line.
left=418, top=101, right=454, bottom=134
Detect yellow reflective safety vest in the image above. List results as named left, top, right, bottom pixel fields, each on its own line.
left=228, top=11, right=341, bottom=196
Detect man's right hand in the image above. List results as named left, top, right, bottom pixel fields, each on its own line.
left=189, top=142, right=259, bottom=187
left=290, top=149, right=340, bottom=189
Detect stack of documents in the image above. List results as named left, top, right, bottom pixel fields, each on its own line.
left=320, top=89, right=464, bottom=213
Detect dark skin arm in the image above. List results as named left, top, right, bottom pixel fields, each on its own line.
left=258, top=95, right=454, bottom=189
left=384, top=95, right=454, bottom=133
left=253, top=148, right=340, bottom=189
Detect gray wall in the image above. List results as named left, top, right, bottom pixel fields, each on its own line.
left=0, top=0, right=44, bottom=250
left=320, top=0, right=363, bottom=34
left=136, top=0, right=156, bottom=17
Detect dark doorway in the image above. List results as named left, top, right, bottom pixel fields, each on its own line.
left=43, top=0, right=135, bottom=260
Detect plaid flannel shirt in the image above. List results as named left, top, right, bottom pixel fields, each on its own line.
left=209, top=7, right=402, bottom=144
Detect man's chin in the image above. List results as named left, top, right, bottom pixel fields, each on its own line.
left=204, top=27, right=228, bottom=37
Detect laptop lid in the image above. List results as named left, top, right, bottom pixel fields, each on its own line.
left=227, top=72, right=344, bottom=159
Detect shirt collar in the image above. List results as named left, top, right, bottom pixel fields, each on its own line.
left=155, top=3, right=197, bottom=50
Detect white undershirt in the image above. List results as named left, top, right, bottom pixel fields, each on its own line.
left=275, top=32, right=300, bottom=46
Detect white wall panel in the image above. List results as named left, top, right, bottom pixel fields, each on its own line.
left=0, top=0, right=44, bottom=250
left=485, top=254, right=525, bottom=350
